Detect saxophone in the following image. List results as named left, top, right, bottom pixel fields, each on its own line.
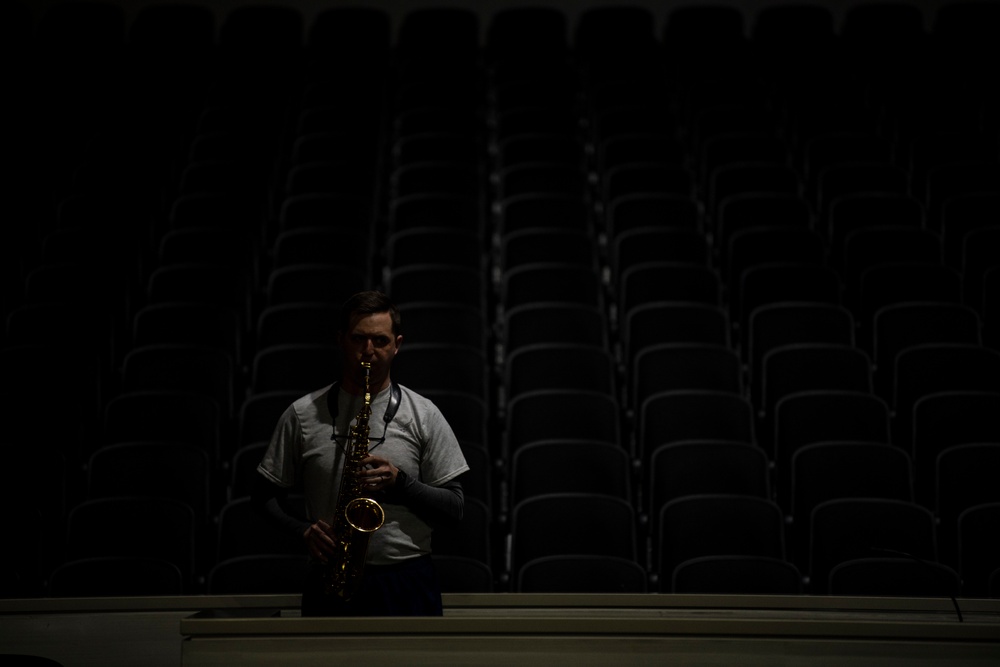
left=322, top=361, right=385, bottom=600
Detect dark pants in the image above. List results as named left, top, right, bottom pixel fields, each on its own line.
left=301, top=555, right=443, bottom=617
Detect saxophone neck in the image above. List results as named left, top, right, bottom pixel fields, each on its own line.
left=362, top=361, right=372, bottom=412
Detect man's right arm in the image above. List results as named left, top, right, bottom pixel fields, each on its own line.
left=251, top=474, right=339, bottom=562
left=250, top=474, right=311, bottom=539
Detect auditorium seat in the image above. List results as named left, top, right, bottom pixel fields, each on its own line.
left=504, top=343, right=615, bottom=405
left=121, top=344, right=235, bottom=421
left=611, top=227, right=710, bottom=285
left=387, top=264, right=485, bottom=311
left=433, top=555, right=494, bottom=593
left=254, top=303, right=338, bottom=351
left=501, top=262, right=604, bottom=312
left=772, top=390, right=890, bottom=474
left=890, top=344, right=1000, bottom=458
left=389, top=193, right=483, bottom=236
left=699, top=132, right=788, bottom=193
left=495, top=134, right=583, bottom=171
left=958, top=502, right=1000, bottom=597
left=942, top=192, right=1000, bottom=270
left=214, top=496, right=306, bottom=567
left=801, top=132, right=893, bottom=204
left=398, top=301, right=488, bottom=352
left=503, top=389, right=622, bottom=460
left=501, top=302, right=608, bottom=363
left=601, top=163, right=693, bottom=204
left=65, top=497, right=198, bottom=590
left=605, top=194, right=701, bottom=241
left=417, top=390, right=490, bottom=452
left=391, top=161, right=482, bottom=200
left=277, top=193, right=375, bottom=237
left=736, top=264, right=842, bottom=346
left=688, top=104, right=778, bottom=160
left=757, top=343, right=872, bottom=444
left=617, top=262, right=722, bottom=321
left=509, top=493, right=636, bottom=584
left=710, top=163, right=799, bottom=218
left=638, top=390, right=755, bottom=465
left=1, top=345, right=103, bottom=465
left=265, top=264, right=370, bottom=308
left=745, top=301, right=855, bottom=393
left=236, top=391, right=301, bottom=454
left=393, top=132, right=481, bottom=170
left=4, top=303, right=119, bottom=385
left=621, top=301, right=731, bottom=371
left=807, top=498, right=937, bottom=595
left=788, top=441, right=914, bottom=567
left=724, top=226, right=826, bottom=290
left=517, top=555, right=647, bottom=593
left=935, top=443, right=1000, bottom=567
left=206, top=554, right=309, bottom=595
left=499, top=229, right=598, bottom=274
left=827, top=557, right=960, bottom=598
left=670, top=555, right=802, bottom=595
left=841, top=227, right=943, bottom=307
left=493, top=193, right=593, bottom=238
left=911, top=391, right=1000, bottom=509
left=145, top=263, right=252, bottom=326
left=857, top=262, right=961, bottom=330
left=646, top=440, right=770, bottom=528
left=87, top=442, right=212, bottom=525
left=133, top=302, right=243, bottom=365
left=391, top=343, right=489, bottom=401
left=431, top=497, right=492, bottom=569
left=870, top=301, right=981, bottom=396
left=598, top=134, right=685, bottom=175
left=48, top=556, right=184, bottom=597
left=493, top=106, right=580, bottom=145
left=715, top=193, right=812, bottom=251
left=960, top=225, right=1000, bottom=310
left=815, top=161, right=909, bottom=215
left=228, top=442, right=268, bottom=501
left=656, top=494, right=785, bottom=588
left=103, top=390, right=222, bottom=464
left=270, top=227, right=370, bottom=273
left=631, top=343, right=742, bottom=415
left=510, top=440, right=631, bottom=509
left=282, top=158, right=376, bottom=199
left=826, top=192, right=925, bottom=265
left=386, top=227, right=483, bottom=272
left=167, top=192, right=265, bottom=241
left=985, top=266, right=1000, bottom=350
left=452, top=443, right=492, bottom=509
left=923, top=163, right=1000, bottom=232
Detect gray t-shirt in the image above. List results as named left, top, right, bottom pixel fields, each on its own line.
left=257, top=383, right=469, bottom=566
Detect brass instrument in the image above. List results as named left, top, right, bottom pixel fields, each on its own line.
left=322, top=361, right=385, bottom=600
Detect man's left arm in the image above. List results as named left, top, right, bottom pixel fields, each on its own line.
left=393, top=469, right=465, bottom=522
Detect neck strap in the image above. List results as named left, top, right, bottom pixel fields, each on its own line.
left=327, top=381, right=402, bottom=425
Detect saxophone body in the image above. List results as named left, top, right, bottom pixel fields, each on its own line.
left=322, top=362, right=385, bottom=600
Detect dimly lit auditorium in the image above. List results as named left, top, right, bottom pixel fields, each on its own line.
left=1, top=0, right=999, bottom=665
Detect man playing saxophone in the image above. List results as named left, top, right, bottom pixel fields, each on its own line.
left=252, top=290, right=469, bottom=616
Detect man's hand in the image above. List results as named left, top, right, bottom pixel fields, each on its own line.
left=303, top=520, right=337, bottom=563
left=358, top=454, right=399, bottom=490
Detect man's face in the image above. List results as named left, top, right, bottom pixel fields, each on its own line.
left=340, top=311, right=401, bottom=390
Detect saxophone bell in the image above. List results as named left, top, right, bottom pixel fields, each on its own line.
left=344, top=496, right=384, bottom=533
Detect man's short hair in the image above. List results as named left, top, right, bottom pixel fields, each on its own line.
left=339, top=290, right=402, bottom=335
